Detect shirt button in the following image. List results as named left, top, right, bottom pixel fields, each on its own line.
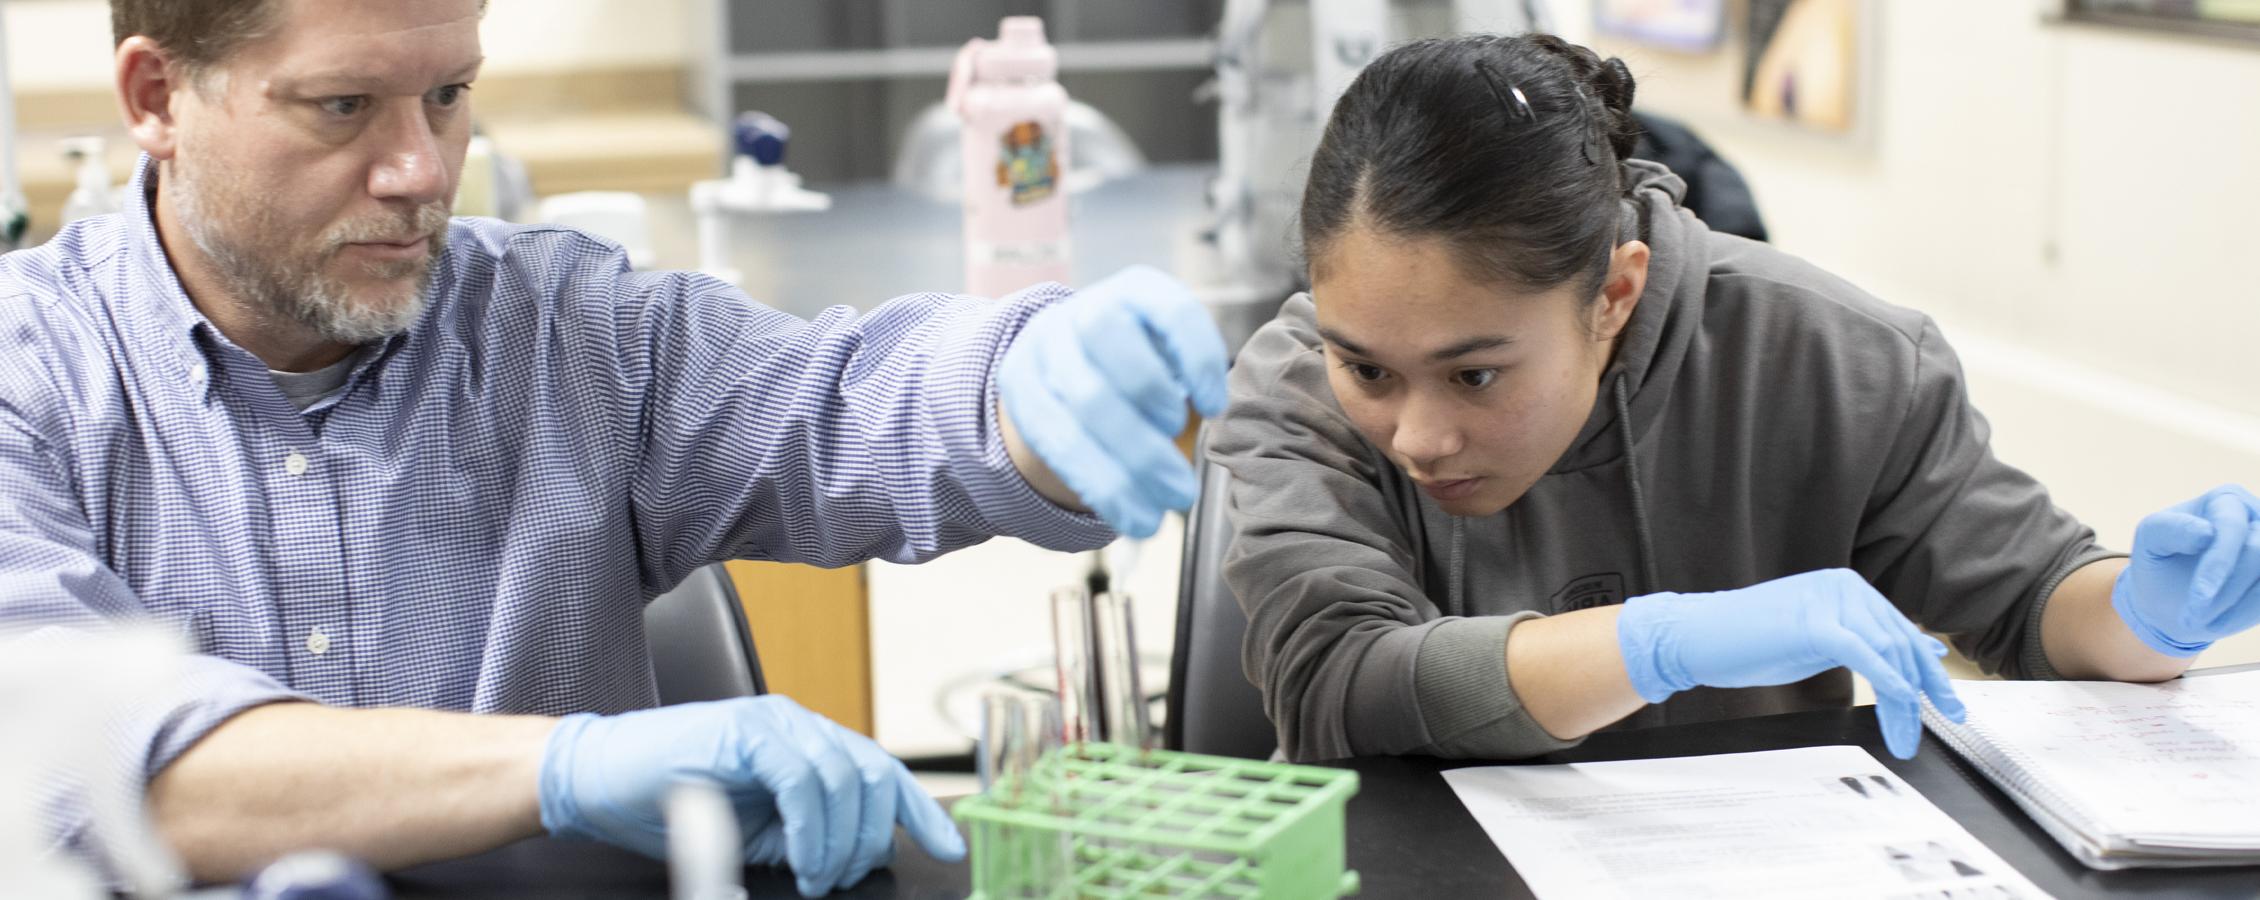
left=186, top=363, right=207, bottom=385
left=306, top=626, right=331, bottom=656
left=284, top=451, right=309, bottom=476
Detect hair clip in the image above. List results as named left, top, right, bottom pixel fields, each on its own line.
left=1473, top=60, right=1537, bottom=124
left=1568, top=83, right=1603, bottom=167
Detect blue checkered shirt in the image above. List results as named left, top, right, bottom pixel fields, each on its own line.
left=0, top=158, right=1112, bottom=849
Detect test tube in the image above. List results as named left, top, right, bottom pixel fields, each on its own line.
left=978, top=689, right=1063, bottom=800
left=664, top=777, right=743, bottom=900
left=1090, top=591, right=1152, bottom=750
left=975, top=688, right=1074, bottom=897
left=1050, top=584, right=1098, bottom=747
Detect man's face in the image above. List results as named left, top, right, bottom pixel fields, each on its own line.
left=165, top=0, right=483, bottom=344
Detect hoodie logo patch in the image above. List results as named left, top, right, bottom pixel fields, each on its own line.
left=1550, top=573, right=1626, bottom=613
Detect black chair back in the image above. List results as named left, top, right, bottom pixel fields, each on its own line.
left=1164, top=432, right=1278, bottom=759
left=645, top=563, right=767, bottom=704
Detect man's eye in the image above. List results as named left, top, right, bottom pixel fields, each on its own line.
left=320, top=96, right=368, bottom=117
left=430, top=84, right=471, bottom=107
left=1456, top=369, right=1498, bottom=389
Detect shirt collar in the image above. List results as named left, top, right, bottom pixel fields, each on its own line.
left=120, top=154, right=224, bottom=390
left=118, top=154, right=420, bottom=404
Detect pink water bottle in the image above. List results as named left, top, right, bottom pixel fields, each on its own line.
left=947, top=16, right=1071, bottom=298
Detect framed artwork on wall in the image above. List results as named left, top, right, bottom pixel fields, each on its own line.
left=2063, top=0, right=2260, bottom=41
left=1594, top=0, right=1728, bottom=51
left=1742, top=0, right=1866, bottom=135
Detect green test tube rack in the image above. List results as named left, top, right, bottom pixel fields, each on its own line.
left=952, top=743, right=1361, bottom=899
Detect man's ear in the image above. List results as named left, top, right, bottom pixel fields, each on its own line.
left=116, top=36, right=188, bottom=160
left=1592, top=240, right=1650, bottom=341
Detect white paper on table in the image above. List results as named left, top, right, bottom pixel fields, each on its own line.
left=1944, top=674, right=2260, bottom=841
left=1441, top=745, right=2052, bottom=900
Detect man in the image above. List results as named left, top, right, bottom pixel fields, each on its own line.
left=0, top=1, right=1226, bottom=895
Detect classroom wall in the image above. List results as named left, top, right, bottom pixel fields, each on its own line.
left=1553, top=0, right=2260, bottom=667
left=1, top=0, right=694, bottom=92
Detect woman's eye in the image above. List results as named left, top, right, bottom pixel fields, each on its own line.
left=320, top=96, right=368, bottom=117
left=1348, top=363, right=1387, bottom=383
left=1455, top=369, right=1498, bottom=389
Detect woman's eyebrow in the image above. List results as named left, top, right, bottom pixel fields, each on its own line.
left=1316, top=327, right=1369, bottom=356
left=1430, top=335, right=1515, bottom=361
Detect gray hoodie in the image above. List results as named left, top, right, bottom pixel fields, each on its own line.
left=1212, top=160, right=2119, bottom=762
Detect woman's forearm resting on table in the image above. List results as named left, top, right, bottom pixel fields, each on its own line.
left=1504, top=606, right=1649, bottom=742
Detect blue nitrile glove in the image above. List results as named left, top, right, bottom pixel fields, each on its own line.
left=1616, top=568, right=1966, bottom=760
left=999, top=265, right=1230, bottom=539
left=538, top=696, right=964, bottom=898
left=2113, top=485, right=2260, bottom=657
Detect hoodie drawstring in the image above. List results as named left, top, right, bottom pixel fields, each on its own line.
left=1447, top=516, right=1466, bottom=618
left=1614, top=372, right=1661, bottom=595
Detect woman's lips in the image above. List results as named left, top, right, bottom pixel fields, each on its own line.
left=1418, top=477, right=1483, bottom=501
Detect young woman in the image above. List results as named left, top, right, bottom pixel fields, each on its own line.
left=1212, top=33, right=2260, bottom=763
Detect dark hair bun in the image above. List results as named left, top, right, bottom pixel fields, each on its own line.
left=1596, top=57, right=1639, bottom=161
left=1598, top=57, right=1636, bottom=116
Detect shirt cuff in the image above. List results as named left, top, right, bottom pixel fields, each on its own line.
left=2015, top=546, right=2130, bottom=681
left=42, top=649, right=310, bottom=857
left=1412, top=613, right=1584, bottom=759
left=942, top=282, right=1114, bottom=552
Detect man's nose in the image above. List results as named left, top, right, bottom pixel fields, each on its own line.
left=366, top=105, right=449, bottom=207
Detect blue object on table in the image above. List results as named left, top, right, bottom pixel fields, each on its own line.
left=245, top=850, right=388, bottom=900
left=734, top=111, right=791, bottom=166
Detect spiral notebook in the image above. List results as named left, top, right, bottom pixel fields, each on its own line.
left=1921, top=667, right=2260, bottom=869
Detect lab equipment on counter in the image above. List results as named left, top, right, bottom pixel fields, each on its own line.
left=1191, top=0, right=1552, bottom=357
left=690, top=111, right=831, bottom=286
left=0, top=11, right=27, bottom=251
left=663, top=779, right=742, bottom=900
left=243, top=851, right=388, bottom=900
left=453, top=133, right=532, bottom=222
left=60, top=136, right=121, bottom=224
left=955, top=582, right=1360, bottom=898
left=948, top=16, right=1072, bottom=299
left=536, top=191, right=655, bottom=269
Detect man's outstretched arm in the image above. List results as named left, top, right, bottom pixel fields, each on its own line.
left=147, top=703, right=555, bottom=882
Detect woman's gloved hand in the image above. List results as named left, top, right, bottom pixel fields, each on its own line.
left=1616, top=568, right=1966, bottom=760
left=2113, top=485, right=2260, bottom=657
left=999, top=265, right=1229, bottom=538
left=537, top=695, right=964, bottom=898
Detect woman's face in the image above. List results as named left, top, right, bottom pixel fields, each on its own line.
left=1310, top=227, right=1647, bottom=517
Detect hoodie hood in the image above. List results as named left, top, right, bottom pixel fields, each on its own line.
left=1547, top=159, right=1710, bottom=474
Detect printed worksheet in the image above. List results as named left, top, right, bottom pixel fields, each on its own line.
left=1443, top=746, right=2050, bottom=900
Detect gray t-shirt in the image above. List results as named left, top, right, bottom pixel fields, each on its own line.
left=268, top=349, right=361, bottom=411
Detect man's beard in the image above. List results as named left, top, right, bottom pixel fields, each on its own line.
left=167, top=157, right=449, bottom=345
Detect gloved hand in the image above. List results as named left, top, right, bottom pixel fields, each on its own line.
left=999, top=265, right=1230, bottom=538
left=538, top=695, right=964, bottom=898
left=1616, top=568, right=1966, bottom=760
left=2113, top=485, right=2260, bottom=657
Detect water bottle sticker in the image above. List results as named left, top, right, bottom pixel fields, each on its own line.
left=996, top=121, right=1059, bottom=207
left=971, top=240, right=1069, bottom=267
